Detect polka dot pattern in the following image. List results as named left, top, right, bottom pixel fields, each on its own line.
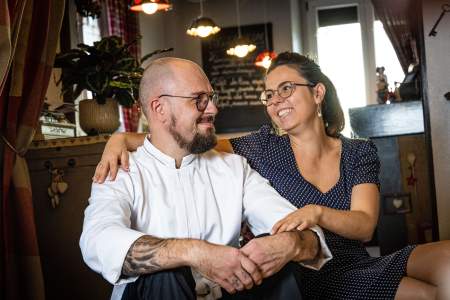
left=231, top=125, right=415, bottom=299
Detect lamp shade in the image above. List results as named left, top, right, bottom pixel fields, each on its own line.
left=130, top=0, right=172, bottom=14
left=187, top=17, right=220, bottom=38
left=226, top=37, right=256, bottom=58
left=255, top=50, right=276, bottom=69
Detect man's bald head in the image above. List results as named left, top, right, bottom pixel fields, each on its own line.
left=139, top=57, right=208, bottom=117
left=138, top=57, right=218, bottom=155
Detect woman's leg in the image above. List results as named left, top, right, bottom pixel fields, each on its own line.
left=395, top=241, right=450, bottom=300
left=395, top=277, right=436, bottom=300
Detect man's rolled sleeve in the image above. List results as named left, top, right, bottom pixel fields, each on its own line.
left=299, top=225, right=332, bottom=270
left=80, top=172, right=145, bottom=285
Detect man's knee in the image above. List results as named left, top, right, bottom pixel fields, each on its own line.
left=121, top=267, right=196, bottom=300
left=259, top=262, right=304, bottom=299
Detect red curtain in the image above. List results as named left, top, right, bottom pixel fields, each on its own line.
left=372, top=0, right=421, bottom=73
left=104, top=0, right=142, bottom=132
left=0, top=1, right=65, bottom=299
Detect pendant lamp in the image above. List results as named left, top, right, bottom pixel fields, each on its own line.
left=254, top=0, right=276, bottom=69
left=187, top=0, right=220, bottom=38
left=227, top=0, right=256, bottom=58
left=130, top=0, right=172, bottom=15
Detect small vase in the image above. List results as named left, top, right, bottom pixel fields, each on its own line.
left=79, top=98, right=120, bottom=135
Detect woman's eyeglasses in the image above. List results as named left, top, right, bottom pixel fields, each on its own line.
left=260, top=81, right=316, bottom=106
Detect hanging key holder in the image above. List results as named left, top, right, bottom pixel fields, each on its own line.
left=428, top=3, right=450, bottom=37
left=44, top=159, right=76, bottom=208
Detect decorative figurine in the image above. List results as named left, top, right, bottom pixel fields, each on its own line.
left=376, top=66, right=389, bottom=104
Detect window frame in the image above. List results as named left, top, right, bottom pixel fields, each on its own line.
left=303, top=0, right=377, bottom=105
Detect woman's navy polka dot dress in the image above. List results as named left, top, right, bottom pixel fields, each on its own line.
left=231, top=125, right=416, bottom=300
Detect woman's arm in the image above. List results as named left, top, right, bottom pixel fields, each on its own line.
left=93, top=132, right=146, bottom=183
left=93, top=133, right=236, bottom=183
left=272, top=183, right=379, bottom=242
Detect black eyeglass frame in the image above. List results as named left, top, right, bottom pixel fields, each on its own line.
left=157, top=92, right=219, bottom=112
left=260, top=81, right=317, bottom=106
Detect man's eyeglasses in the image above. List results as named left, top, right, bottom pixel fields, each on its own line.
left=260, top=81, right=316, bottom=106
left=157, top=92, right=219, bottom=112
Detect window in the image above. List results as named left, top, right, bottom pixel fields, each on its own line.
left=73, top=14, right=102, bottom=136
left=305, top=0, right=404, bottom=136
left=374, top=20, right=404, bottom=89
left=80, top=15, right=101, bottom=46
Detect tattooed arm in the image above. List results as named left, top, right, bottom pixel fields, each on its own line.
left=121, top=236, right=182, bottom=277
left=121, top=235, right=264, bottom=293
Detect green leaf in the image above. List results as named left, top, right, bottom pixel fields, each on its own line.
left=140, top=48, right=174, bottom=64
left=114, top=89, right=135, bottom=107
left=55, top=35, right=173, bottom=105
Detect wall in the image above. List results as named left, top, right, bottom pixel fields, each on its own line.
left=423, top=0, right=450, bottom=239
left=139, top=0, right=294, bottom=66
left=139, top=1, right=450, bottom=240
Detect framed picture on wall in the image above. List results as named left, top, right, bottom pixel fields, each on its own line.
left=383, top=193, right=412, bottom=215
left=201, top=23, right=273, bottom=133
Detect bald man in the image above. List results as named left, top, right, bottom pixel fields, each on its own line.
left=80, top=58, right=332, bottom=300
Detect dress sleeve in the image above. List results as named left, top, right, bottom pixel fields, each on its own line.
left=351, top=139, right=381, bottom=188
left=230, top=125, right=272, bottom=160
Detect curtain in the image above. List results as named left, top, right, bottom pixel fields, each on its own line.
left=104, top=0, right=141, bottom=132
left=0, top=1, right=65, bottom=299
left=372, top=0, right=421, bottom=73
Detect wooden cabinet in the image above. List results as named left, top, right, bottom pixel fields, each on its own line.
left=26, top=136, right=112, bottom=300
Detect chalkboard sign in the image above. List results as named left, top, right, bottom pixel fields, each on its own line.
left=201, top=23, right=273, bottom=133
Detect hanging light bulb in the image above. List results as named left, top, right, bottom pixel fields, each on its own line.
left=187, top=0, right=220, bottom=38
left=255, top=0, right=276, bottom=68
left=130, top=0, right=172, bottom=15
left=255, top=50, right=277, bottom=69
left=187, top=17, right=220, bottom=38
left=142, top=2, right=159, bottom=14
left=227, top=0, right=256, bottom=58
left=227, top=37, right=256, bottom=57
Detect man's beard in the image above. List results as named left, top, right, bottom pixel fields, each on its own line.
left=169, top=115, right=217, bottom=154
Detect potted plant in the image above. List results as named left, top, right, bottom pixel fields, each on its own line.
left=54, top=35, right=172, bottom=135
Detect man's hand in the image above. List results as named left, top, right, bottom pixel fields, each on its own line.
left=240, top=230, right=320, bottom=278
left=240, top=233, right=296, bottom=278
left=189, top=241, right=263, bottom=294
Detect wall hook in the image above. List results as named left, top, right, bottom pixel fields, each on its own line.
left=428, top=4, right=450, bottom=37
left=444, top=91, right=450, bottom=100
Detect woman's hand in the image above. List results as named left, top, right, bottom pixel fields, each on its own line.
left=92, top=133, right=130, bottom=183
left=271, top=204, right=323, bottom=234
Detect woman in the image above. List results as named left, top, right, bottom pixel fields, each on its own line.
left=93, top=52, right=450, bottom=299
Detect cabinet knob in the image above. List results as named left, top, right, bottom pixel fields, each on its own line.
left=67, top=158, right=76, bottom=168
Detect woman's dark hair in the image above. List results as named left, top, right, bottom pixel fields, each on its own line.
left=267, top=51, right=345, bottom=137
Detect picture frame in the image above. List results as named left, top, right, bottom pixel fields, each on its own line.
left=382, top=193, right=412, bottom=215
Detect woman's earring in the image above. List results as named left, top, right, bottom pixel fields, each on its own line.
left=317, top=104, right=322, bottom=118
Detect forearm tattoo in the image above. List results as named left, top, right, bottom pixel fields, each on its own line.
left=122, top=235, right=170, bottom=277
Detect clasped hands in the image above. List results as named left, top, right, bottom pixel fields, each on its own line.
left=191, top=205, right=323, bottom=294
left=191, top=231, right=300, bottom=294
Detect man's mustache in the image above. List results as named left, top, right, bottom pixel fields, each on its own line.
left=197, top=115, right=215, bottom=123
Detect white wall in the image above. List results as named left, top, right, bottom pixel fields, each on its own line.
left=423, top=0, right=450, bottom=239
left=139, top=0, right=294, bottom=65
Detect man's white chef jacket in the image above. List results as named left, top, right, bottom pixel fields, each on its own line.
left=80, top=138, right=332, bottom=299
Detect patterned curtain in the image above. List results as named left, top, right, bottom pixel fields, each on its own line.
left=371, top=0, right=421, bottom=73
left=104, top=0, right=141, bottom=132
left=0, top=1, right=65, bottom=299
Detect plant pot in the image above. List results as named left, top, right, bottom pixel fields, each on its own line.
left=79, top=98, right=120, bottom=135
